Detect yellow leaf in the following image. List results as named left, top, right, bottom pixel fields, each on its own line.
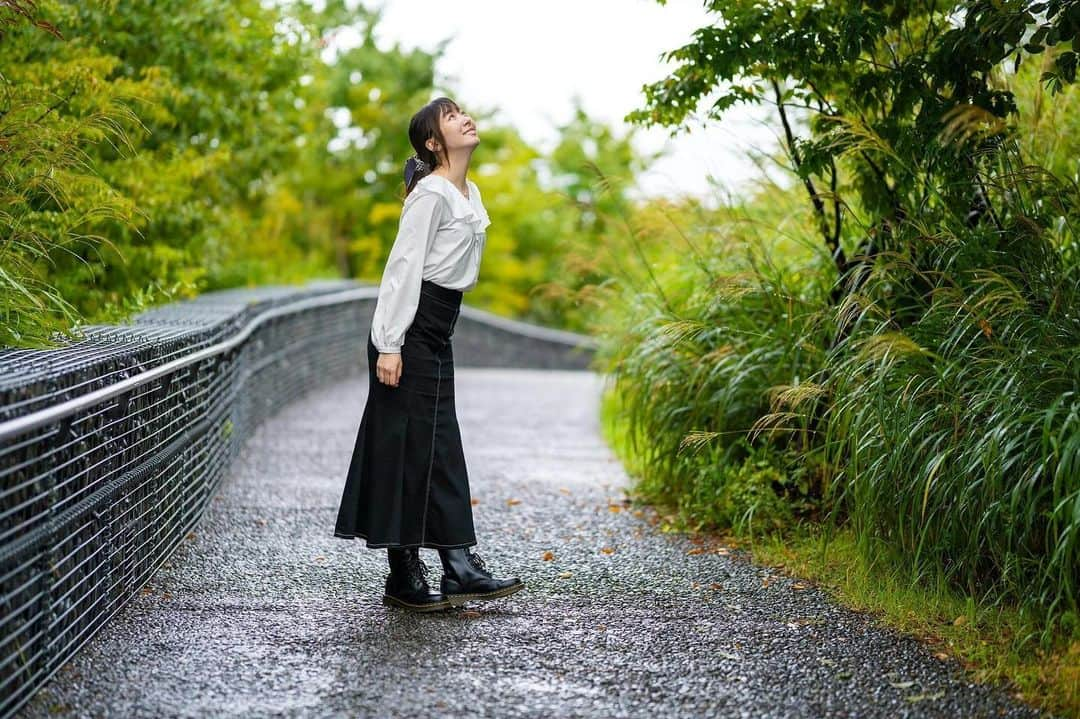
left=506, top=498, right=521, bottom=506
left=542, top=551, right=555, bottom=561
left=599, top=546, right=615, bottom=555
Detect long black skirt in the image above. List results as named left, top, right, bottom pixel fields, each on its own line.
left=333, top=278, right=477, bottom=549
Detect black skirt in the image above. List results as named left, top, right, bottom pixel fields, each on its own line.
left=333, top=279, right=477, bottom=549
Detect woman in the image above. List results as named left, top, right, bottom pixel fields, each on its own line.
left=333, top=97, right=524, bottom=613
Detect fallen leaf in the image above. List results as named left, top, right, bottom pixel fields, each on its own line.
left=558, top=571, right=572, bottom=579
left=506, top=498, right=521, bottom=506
left=312, top=555, right=326, bottom=563
left=632, top=510, right=644, bottom=518
left=709, top=582, right=723, bottom=590
left=934, top=651, right=950, bottom=661
left=542, top=551, right=555, bottom=561
left=608, top=505, right=622, bottom=513
left=952, top=615, right=967, bottom=626
left=714, top=548, right=730, bottom=556
left=558, top=487, right=571, bottom=495
left=599, top=546, right=615, bottom=555
left=186, top=532, right=197, bottom=540
left=790, top=618, right=826, bottom=626
left=687, top=547, right=706, bottom=555
left=792, top=582, right=808, bottom=590
left=470, top=498, right=480, bottom=506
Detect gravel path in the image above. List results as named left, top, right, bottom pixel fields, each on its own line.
left=20, top=369, right=1055, bottom=718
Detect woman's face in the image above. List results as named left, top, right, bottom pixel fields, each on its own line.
left=429, top=105, right=478, bottom=155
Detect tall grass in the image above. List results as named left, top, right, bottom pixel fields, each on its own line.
left=804, top=210, right=1080, bottom=639
left=589, top=185, right=838, bottom=535
left=0, top=13, right=146, bottom=347
left=582, top=150, right=1080, bottom=644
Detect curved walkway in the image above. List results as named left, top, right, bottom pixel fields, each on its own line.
left=21, top=369, right=1052, bottom=718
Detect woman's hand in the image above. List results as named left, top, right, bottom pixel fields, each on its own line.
left=376, top=352, right=403, bottom=387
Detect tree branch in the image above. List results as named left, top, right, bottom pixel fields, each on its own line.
left=32, top=86, right=76, bottom=124
left=770, top=78, right=846, bottom=273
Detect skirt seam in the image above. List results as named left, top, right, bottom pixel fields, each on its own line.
left=418, top=351, right=441, bottom=545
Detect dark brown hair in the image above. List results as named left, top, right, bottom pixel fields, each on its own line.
left=403, top=96, right=461, bottom=198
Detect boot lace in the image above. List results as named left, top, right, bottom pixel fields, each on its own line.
left=409, top=554, right=432, bottom=580
left=466, top=550, right=492, bottom=577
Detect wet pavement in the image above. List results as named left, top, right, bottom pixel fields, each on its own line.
left=20, top=369, right=1055, bottom=718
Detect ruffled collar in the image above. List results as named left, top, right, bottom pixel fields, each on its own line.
left=415, top=174, right=491, bottom=233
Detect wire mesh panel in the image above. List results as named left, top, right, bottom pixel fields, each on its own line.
left=0, top=279, right=597, bottom=719
left=0, top=281, right=379, bottom=719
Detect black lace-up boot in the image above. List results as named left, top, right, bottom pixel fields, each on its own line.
left=383, top=547, right=451, bottom=612
left=437, top=547, right=524, bottom=606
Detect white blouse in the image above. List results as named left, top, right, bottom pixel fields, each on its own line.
left=369, top=173, right=492, bottom=353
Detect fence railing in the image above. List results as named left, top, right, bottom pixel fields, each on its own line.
left=0, top=280, right=598, bottom=718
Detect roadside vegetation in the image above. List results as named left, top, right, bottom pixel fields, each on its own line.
left=578, top=3, right=1080, bottom=714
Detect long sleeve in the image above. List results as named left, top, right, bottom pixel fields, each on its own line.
left=370, top=191, right=444, bottom=353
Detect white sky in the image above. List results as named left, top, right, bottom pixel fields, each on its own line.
left=325, top=0, right=785, bottom=205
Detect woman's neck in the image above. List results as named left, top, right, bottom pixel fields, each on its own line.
left=431, top=160, right=469, bottom=197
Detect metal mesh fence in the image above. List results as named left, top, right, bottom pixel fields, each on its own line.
left=0, top=280, right=377, bottom=719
